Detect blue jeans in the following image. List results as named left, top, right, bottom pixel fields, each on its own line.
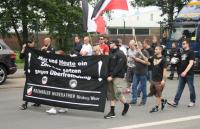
left=137, top=71, right=151, bottom=96
left=131, top=73, right=147, bottom=103
left=174, top=74, right=196, bottom=104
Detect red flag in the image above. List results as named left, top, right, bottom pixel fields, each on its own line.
left=95, top=16, right=106, bottom=34
left=92, top=0, right=128, bottom=20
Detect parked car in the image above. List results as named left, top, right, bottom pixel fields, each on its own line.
left=0, top=39, right=17, bottom=84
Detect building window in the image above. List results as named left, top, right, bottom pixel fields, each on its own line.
left=135, top=28, right=149, bottom=35
left=118, top=29, right=133, bottom=34
left=108, top=28, right=117, bottom=34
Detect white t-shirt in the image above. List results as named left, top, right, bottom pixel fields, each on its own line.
left=80, top=43, right=93, bottom=56
left=120, top=45, right=128, bottom=56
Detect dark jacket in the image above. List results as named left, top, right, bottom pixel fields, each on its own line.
left=73, top=43, right=82, bottom=55
left=108, top=48, right=127, bottom=78
left=169, top=48, right=180, bottom=59
left=20, top=47, right=34, bottom=71
left=41, top=45, right=55, bottom=53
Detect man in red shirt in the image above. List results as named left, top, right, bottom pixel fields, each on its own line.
left=99, top=35, right=109, bottom=55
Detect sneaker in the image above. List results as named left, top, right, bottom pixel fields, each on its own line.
left=58, top=108, right=69, bottom=113
left=167, top=101, right=177, bottom=107
left=46, top=107, right=57, bottom=115
left=161, top=99, right=167, bottom=110
left=188, top=102, right=195, bottom=107
left=122, top=104, right=130, bottom=116
left=104, top=112, right=116, bottom=119
left=138, top=102, right=146, bottom=106
left=149, top=106, right=159, bottom=113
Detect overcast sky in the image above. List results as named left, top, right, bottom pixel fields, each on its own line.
left=104, top=0, right=161, bottom=21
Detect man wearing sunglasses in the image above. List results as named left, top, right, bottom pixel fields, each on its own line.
left=99, top=35, right=109, bottom=55
left=168, top=39, right=196, bottom=108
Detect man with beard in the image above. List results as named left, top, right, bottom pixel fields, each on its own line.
left=104, top=40, right=129, bottom=119
left=148, top=46, right=167, bottom=113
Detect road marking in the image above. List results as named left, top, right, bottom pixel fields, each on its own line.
left=109, top=115, right=200, bottom=129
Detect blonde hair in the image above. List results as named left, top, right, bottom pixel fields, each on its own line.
left=129, top=40, right=136, bottom=46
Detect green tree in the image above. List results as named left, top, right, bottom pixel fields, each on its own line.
left=0, top=0, right=83, bottom=50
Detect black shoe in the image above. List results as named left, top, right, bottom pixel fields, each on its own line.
left=122, top=104, right=130, bottom=116
left=104, top=112, right=116, bottom=119
left=149, top=106, right=159, bottom=113
left=31, top=103, right=40, bottom=107
left=167, top=77, right=173, bottom=80
left=129, top=101, right=137, bottom=105
left=138, top=102, right=146, bottom=106
left=161, top=99, right=167, bottom=110
left=147, top=93, right=153, bottom=97
left=20, top=103, right=27, bottom=110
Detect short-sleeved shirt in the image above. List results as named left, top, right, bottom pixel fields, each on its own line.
left=145, top=47, right=154, bottom=71
left=99, top=43, right=109, bottom=55
left=80, top=43, right=93, bottom=56
left=127, top=48, right=137, bottom=68
left=134, top=50, right=149, bottom=75
left=149, top=56, right=167, bottom=82
left=179, top=50, right=195, bottom=75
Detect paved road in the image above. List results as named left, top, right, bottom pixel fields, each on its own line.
left=0, top=75, right=200, bottom=129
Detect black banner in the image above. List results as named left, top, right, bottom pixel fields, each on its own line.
left=23, top=48, right=109, bottom=112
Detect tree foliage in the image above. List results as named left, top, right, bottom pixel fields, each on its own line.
left=0, top=0, right=83, bottom=50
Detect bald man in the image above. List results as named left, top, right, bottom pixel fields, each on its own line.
left=41, top=37, right=55, bottom=53
left=80, top=36, right=93, bottom=56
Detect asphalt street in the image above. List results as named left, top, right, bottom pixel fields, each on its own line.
left=0, top=73, right=200, bottom=129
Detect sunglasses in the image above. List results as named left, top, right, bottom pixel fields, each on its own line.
left=99, top=38, right=104, bottom=40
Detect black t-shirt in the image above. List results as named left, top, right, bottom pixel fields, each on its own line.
left=146, top=47, right=154, bottom=57
left=178, top=50, right=195, bottom=75
left=149, top=56, right=167, bottom=82
left=146, top=47, right=154, bottom=71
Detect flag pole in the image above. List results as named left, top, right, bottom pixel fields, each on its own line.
left=133, top=32, right=138, bottom=44
left=88, top=32, right=94, bottom=46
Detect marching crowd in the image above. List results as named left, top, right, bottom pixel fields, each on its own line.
left=20, top=35, right=197, bottom=119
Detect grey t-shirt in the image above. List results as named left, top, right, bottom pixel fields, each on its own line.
left=127, top=48, right=137, bottom=68
left=134, top=49, right=149, bottom=75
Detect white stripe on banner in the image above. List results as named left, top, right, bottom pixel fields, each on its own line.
left=108, top=115, right=200, bottom=129
left=25, top=95, right=99, bottom=107
left=87, top=3, right=97, bottom=32
left=27, top=83, right=101, bottom=94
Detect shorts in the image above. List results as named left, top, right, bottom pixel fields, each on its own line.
left=107, top=78, right=128, bottom=101
left=149, top=81, right=165, bottom=97
left=126, top=67, right=135, bottom=83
